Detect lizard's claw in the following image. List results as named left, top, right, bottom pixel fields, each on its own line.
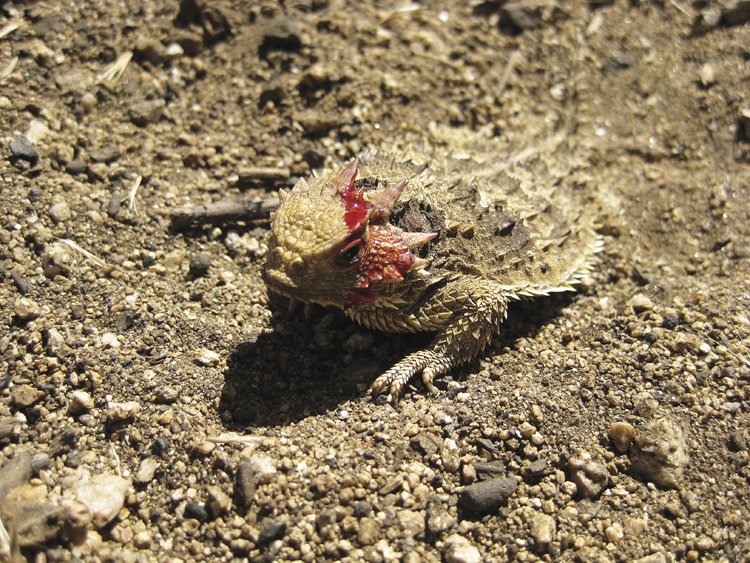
left=421, top=367, right=440, bottom=396
left=370, top=349, right=450, bottom=401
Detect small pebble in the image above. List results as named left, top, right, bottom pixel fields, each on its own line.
left=100, top=332, right=120, bottom=348
left=89, top=145, right=121, bottom=163
left=49, top=202, right=72, bottom=223
left=184, top=501, right=209, bottom=522
left=11, top=384, right=44, bottom=408
left=630, top=417, right=689, bottom=488
left=74, top=473, right=130, bottom=528
left=568, top=453, right=609, bottom=499
left=45, top=328, right=66, bottom=356
left=129, top=99, right=166, bottom=127
left=195, top=440, right=216, bottom=456
left=605, top=522, right=624, bottom=543
left=156, top=386, right=179, bottom=404
left=458, top=476, right=516, bottom=515
left=699, top=63, right=716, bottom=86
left=196, top=348, right=221, bottom=366
left=189, top=253, right=211, bottom=278
left=135, top=458, right=159, bottom=484
left=69, top=390, right=94, bottom=414
left=206, top=485, right=232, bottom=518
left=444, top=533, right=481, bottom=563
left=608, top=421, right=636, bottom=453
left=108, top=401, right=141, bottom=421
left=528, top=512, right=556, bottom=546
left=627, top=293, right=654, bottom=314
left=9, top=136, right=39, bottom=167
left=14, top=297, right=42, bottom=321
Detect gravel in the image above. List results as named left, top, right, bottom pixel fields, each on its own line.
left=1, top=0, right=749, bottom=560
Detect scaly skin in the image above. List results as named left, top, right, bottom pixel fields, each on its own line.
left=263, top=137, right=602, bottom=400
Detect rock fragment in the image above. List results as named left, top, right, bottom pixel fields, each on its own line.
left=14, top=298, right=41, bottom=321
left=11, top=384, right=44, bottom=408
left=129, top=99, right=166, bottom=126
left=9, top=136, right=39, bottom=168
left=458, top=476, right=516, bottom=515
left=189, top=253, right=212, bottom=278
left=74, top=473, right=130, bottom=528
left=43, top=242, right=75, bottom=278
left=206, top=485, right=231, bottom=518
left=89, top=145, right=121, bottom=163
left=49, top=201, right=72, bottom=224
left=108, top=401, right=141, bottom=421
left=567, top=453, right=609, bottom=498
left=608, top=421, right=636, bottom=453
left=528, top=511, right=556, bottom=546
left=134, top=458, right=159, bottom=485
left=444, top=533, right=481, bottom=563
left=68, top=390, right=94, bottom=415
left=630, top=417, right=689, bottom=488
left=410, top=432, right=442, bottom=457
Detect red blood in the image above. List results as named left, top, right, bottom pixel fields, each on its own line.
left=340, top=181, right=370, bottom=233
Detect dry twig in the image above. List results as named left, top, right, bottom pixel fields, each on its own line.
left=171, top=193, right=279, bottom=230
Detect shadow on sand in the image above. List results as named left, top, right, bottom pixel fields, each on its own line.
left=219, top=292, right=580, bottom=428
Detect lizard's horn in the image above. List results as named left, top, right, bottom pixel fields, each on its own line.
left=402, top=231, right=437, bottom=249
left=336, top=159, right=360, bottom=194
left=367, top=179, right=407, bottom=221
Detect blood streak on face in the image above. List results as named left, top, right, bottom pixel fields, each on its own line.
left=339, top=163, right=369, bottom=233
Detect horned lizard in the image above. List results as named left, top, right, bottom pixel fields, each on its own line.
left=263, top=132, right=602, bottom=399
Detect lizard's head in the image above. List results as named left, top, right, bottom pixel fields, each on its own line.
left=263, top=159, right=436, bottom=307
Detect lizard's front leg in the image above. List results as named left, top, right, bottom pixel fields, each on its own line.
left=368, top=279, right=510, bottom=400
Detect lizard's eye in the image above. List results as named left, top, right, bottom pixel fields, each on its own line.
left=337, top=238, right=362, bottom=266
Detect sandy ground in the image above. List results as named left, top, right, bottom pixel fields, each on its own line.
left=1, top=0, right=750, bottom=561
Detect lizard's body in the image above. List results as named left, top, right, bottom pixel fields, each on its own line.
left=263, top=132, right=602, bottom=398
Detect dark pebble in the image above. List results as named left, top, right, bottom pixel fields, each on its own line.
left=475, top=461, right=507, bottom=481
left=184, top=501, right=209, bottom=522
left=10, top=271, right=31, bottom=294
left=189, top=253, right=212, bottom=278
left=258, top=520, right=287, bottom=544
left=459, top=476, right=517, bottom=516
left=259, top=82, right=286, bottom=106
left=151, top=435, right=171, bottom=456
left=65, top=159, right=88, bottom=175
left=523, top=458, right=549, bottom=477
left=129, top=99, right=166, bottom=127
left=302, top=149, right=326, bottom=169
left=410, top=432, right=441, bottom=457
left=31, top=453, right=51, bottom=474
left=353, top=501, right=373, bottom=518
left=234, top=460, right=257, bottom=510
left=722, top=1, right=750, bottom=26
left=49, top=428, right=78, bottom=458
left=499, top=5, right=539, bottom=35
left=89, top=145, right=122, bottom=163
left=9, top=136, right=39, bottom=167
left=259, top=19, right=302, bottom=58
left=661, top=312, right=681, bottom=329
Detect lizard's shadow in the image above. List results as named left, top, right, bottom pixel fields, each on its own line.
left=219, top=302, right=431, bottom=428
left=220, top=293, right=580, bottom=428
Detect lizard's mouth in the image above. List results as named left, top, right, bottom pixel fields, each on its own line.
left=262, top=268, right=299, bottom=299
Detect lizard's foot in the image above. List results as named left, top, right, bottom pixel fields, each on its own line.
left=370, top=350, right=451, bottom=401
